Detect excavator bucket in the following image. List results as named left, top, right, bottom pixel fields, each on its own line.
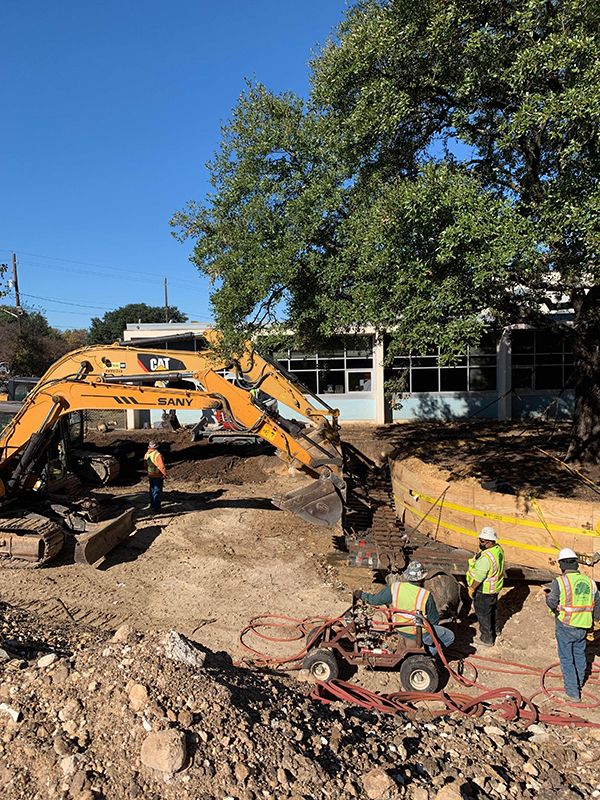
left=272, top=470, right=346, bottom=528
left=74, top=507, right=136, bottom=566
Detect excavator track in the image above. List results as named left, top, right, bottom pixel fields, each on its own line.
left=0, top=514, right=65, bottom=568
left=343, top=445, right=407, bottom=573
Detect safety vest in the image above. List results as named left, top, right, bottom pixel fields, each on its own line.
left=145, top=449, right=163, bottom=476
left=556, top=572, right=595, bottom=628
left=466, top=544, right=505, bottom=594
left=391, top=582, right=430, bottom=635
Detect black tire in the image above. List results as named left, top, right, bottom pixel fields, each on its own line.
left=302, top=649, right=339, bottom=682
left=306, top=626, right=325, bottom=650
left=399, top=655, right=439, bottom=692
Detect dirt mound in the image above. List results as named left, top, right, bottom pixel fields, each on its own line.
left=84, top=429, right=283, bottom=485
left=1, top=607, right=599, bottom=800
left=343, top=421, right=600, bottom=503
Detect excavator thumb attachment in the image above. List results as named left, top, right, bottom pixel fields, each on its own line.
left=74, top=508, right=136, bottom=566
left=272, top=470, right=346, bottom=528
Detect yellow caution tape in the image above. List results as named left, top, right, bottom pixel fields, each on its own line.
left=394, top=497, right=558, bottom=555
left=393, top=480, right=600, bottom=540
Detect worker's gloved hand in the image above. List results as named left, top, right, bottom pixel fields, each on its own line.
left=587, top=620, right=600, bottom=642
left=467, top=586, right=475, bottom=599
left=353, top=589, right=364, bottom=604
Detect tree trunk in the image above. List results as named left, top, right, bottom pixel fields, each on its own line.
left=566, top=288, right=600, bottom=464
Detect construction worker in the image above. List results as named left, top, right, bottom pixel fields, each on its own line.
left=466, top=526, right=505, bottom=647
left=355, top=561, right=455, bottom=656
left=545, top=548, right=600, bottom=703
left=144, top=440, right=167, bottom=511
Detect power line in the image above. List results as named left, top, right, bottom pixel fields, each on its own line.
left=0, top=248, right=202, bottom=287
left=19, top=292, right=115, bottom=311
left=13, top=259, right=207, bottom=295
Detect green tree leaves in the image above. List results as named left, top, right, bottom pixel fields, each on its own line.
left=88, top=304, right=188, bottom=345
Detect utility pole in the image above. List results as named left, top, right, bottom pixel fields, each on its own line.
left=12, top=253, right=22, bottom=337
left=164, top=278, right=169, bottom=323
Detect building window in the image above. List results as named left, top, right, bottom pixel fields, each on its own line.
left=511, top=330, right=573, bottom=390
left=273, top=336, right=374, bottom=395
left=384, top=334, right=498, bottom=393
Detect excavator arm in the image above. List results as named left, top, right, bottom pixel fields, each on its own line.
left=20, top=331, right=340, bottom=433
left=0, top=371, right=345, bottom=527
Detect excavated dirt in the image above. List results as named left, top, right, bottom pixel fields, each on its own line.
left=344, top=420, right=600, bottom=503
left=0, top=423, right=600, bottom=799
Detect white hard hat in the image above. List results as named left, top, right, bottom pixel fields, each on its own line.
left=479, top=527, right=498, bottom=542
left=558, top=548, right=577, bottom=561
left=403, top=561, right=428, bottom=581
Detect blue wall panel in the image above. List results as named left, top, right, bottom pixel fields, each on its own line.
left=392, top=394, right=499, bottom=420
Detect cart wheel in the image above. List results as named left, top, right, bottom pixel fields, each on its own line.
left=306, top=626, right=325, bottom=650
left=302, top=649, right=339, bottom=682
left=399, top=655, right=439, bottom=692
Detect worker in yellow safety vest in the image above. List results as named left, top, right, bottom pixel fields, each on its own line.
left=355, top=561, right=455, bottom=656
left=466, top=526, right=505, bottom=648
left=545, top=548, right=600, bottom=703
left=144, top=440, right=167, bottom=512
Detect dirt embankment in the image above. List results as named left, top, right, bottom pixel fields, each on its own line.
left=342, top=420, right=600, bottom=503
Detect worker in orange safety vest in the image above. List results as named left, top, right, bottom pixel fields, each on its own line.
left=355, top=561, right=455, bottom=656
left=144, top=440, right=167, bottom=512
left=545, top=548, right=600, bottom=703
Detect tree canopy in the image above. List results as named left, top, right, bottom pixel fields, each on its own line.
left=172, top=0, right=600, bottom=457
left=0, top=306, right=70, bottom=375
left=88, top=303, right=188, bottom=345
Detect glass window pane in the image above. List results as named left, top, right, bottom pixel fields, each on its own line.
left=535, top=353, right=562, bottom=367
left=292, top=371, right=317, bottom=393
left=290, top=358, right=317, bottom=370
left=411, top=369, right=439, bottom=392
left=348, top=372, right=373, bottom=392
left=469, top=355, right=496, bottom=367
left=470, top=333, right=497, bottom=355
left=412, top=356, right=438, bottom=368
left=291, top=350, right=316, bottom=360
left=440, top=368, right=467, bottom=391
left=511, top=330, right=535, bottom=354
left=346, top=336, right=373, bottom=358
left=393, top=357, right=410, bottom=369
left=469, top=367, right=497, bottom=391
left=319, top=338, right=345, bottom=358
left=564, top=351, right=574, bottom=365
left=512, top=367, right=533, bottom=389
left=512, top=354, right=535, bottom=366
left=535, top=366, right=563, bottom=390
left=273, top=350, right=289, bottom=362
left=346, top=357, right=373, bottom=368
left=536, top=331, right=563, bottom=353
left=564, top=364, right=574, bottom=385
left=317, top=358, right=345, bottom=369
left=318, top=370, right=345, bottom=394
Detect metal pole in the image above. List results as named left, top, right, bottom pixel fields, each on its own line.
left=164, top=278, right=168, bottom=323
left=12, top=253, right=22, bottom=337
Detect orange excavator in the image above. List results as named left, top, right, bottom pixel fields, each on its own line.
left=0, top=335, right=345, bottom=568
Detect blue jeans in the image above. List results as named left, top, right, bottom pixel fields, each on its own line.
left=423, top=625, right=455, bottom=657
left=148, top=477, right=164, bottom=509
left=555, top=620, right=587, bottom=699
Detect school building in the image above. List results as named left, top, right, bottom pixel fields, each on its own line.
left=122, top=322, right=574, bottom=426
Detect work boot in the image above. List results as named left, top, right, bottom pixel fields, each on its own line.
left=567, top=695, right=582, bottom=704
left=477, top=638, right=495, bottom=648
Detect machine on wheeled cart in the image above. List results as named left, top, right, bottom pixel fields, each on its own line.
left=302, top=599, right=443, bottom=692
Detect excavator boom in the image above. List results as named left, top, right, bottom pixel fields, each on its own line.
left=0, top=371, right=345, bottom=528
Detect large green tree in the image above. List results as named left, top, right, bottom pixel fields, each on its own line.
left=172, top=0, right=600, bottom=460
left=88, top=303, right=188, bottom=344
left=0, top=307, right=69, bottom=375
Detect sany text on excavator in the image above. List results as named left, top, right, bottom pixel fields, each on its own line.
left=0, top=333, right=345, bottom=568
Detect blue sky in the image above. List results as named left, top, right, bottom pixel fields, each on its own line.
left=0, top=1, right=347, bottom=331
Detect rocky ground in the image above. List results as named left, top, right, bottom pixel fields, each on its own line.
left=1, top=606, right=600, bottom=800
left=0, top=423, right=599, bottom=799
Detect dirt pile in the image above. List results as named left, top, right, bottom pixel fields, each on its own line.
left=1, top=606, right=599, bottom=800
